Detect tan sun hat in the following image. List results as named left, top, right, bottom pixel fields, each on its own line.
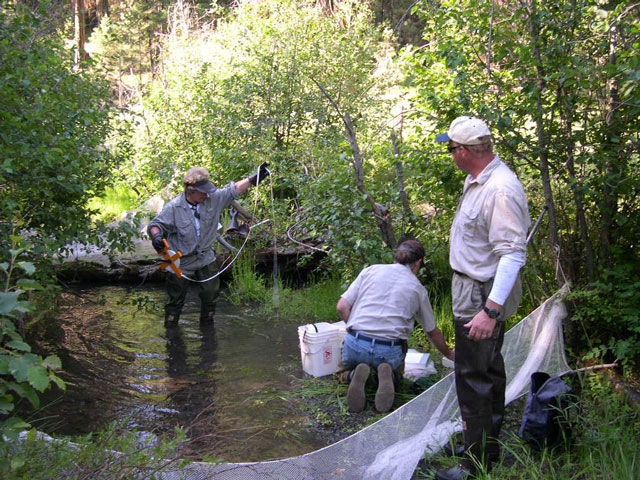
left=183, top=166, right=216, bottom=194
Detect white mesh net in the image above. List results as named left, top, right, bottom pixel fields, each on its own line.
left=152, top=284, right=571, bottom=480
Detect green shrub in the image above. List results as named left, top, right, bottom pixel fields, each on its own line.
left=568, top=264, right=640, bottom=366
left=0, top=242, right=65, bottom=473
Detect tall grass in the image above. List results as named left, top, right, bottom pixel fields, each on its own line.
left=87, top=183, right=140, bottom=222
left=225, top=249, right=270, bottom=305
left=409, top=285, right=455, bottom=354
left=269, top=275, right=343, bottom=322
left=0, top=422, right=191, bottom=479
left=226, top=250, right=343, bottom=322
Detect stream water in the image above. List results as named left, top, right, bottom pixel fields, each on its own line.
left=32, top=284, right=326, bottom=462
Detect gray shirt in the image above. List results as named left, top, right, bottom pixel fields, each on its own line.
left=450, top=155, right=530, bottom=282
left=341, top=263, right=436, bottom=340
left=147, top=182, right=239, bottom=272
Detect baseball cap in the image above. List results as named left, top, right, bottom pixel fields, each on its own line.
left=435, top=116, right=492, bottom=145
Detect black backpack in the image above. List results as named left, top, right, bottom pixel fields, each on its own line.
left=519, top=371, right=575, bottom=451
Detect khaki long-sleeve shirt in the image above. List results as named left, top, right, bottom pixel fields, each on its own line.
left=450, top=155, right=530, bottom=282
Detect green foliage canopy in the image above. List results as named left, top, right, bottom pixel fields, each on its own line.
left=0, top=2, right=133, bottom=269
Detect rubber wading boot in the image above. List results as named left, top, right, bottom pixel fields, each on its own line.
left=437, top=415, right=494, bottom=479
left=375, top=362, right=395, bottom=412
left=347, top=363, right=370, bottom=413
left=164, top=312, right=180, bottom=327
left=199, top=305, right=216, bottom=323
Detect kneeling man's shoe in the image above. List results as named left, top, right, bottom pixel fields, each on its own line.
left=347, top=363, right=370, bottom=412
left=375, top=362, right=395, bottom=412
left=435, top=464, right=473, bottom=480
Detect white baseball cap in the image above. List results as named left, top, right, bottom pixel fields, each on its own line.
left=435, top=116, right=492, bottom=145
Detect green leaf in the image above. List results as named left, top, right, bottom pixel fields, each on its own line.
left=27, top=365, right=50, bottom=392
left=16, top=278, right=42, bottom=291
left=16, top=261, right=35, bottom=275
left=51, top=374, right=66, bottom=391
left=9, top=382, right=40, bottom=408
left=8, top=355, right=31, bottom=382
left=3, top=416, right=31, bottom=431
left=0, top=292, right=19, bottom=315
left=43, top=354, right=62, bottom=370
left=11, top=455, right=26, bottom=470
left=6, top=339, right=31, bottom=352
left=0, top=394, right=15, bottom=414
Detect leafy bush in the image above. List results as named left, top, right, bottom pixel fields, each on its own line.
left=568, top=264, right=640, bottom=365
left=0, top=2, right=136, bottom=273
left=0, top=242, right=65, bottom=472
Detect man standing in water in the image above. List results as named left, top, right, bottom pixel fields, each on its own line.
left=147, top=163, right=269, bottom=326
left=337, top=239, right=454, bottom=413
left=435, top=116, right=530, bottom=480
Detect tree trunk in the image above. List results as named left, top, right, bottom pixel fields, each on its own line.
left=391, top=132, right=417, bottom=241
left=310, top=76, right=397, bottom=250
left=528, top=0, right=564, bottom=286
left=344, top=114, right=397, bottom=249
left=599, top=17, right=622, bottom=269
left=563, top=114, right=595, bottom=282
left=73, top=0, right=89, bottom=68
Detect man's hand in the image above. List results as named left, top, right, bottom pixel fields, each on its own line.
left=249, top=162, right=270, bottom=186
left=463, top=310, right=496, bottom=341
left=151, top=234, right=165, bottom=253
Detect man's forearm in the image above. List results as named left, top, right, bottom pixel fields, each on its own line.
left=428, top=328, right=453, bottom=360
left=235, top=178, right=252, bottom=195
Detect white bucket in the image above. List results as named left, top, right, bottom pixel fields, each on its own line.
left=298, top=322, right=348, bottom=377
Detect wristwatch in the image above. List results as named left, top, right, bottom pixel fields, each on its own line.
left=483, top=306, right=500, bottom=319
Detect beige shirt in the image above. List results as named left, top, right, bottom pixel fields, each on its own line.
left=341, top=263, right=436, bottom=340
left=450, top=155, right=530, bottom=282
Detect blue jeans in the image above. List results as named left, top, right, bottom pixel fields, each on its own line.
left=341, top=333, right=405, bottom=372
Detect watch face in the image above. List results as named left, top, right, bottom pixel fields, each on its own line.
left=484, top=307, right=499, bottom=318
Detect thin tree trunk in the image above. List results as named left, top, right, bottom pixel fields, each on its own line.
left=73, top=0, right=89, bottom=68
left=344, top=114, right=397, bottom=249
left=391, top=132, right=417, bottom=240
left=310, top=76, right=397, bottom=249
left=528, top=0, right=563, bottom=285
left=564, top=114, right=595, bottom=282
left=599, top=17, right=622, bottom=268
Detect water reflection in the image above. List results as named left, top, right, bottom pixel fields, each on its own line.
left=32, top=285, right=325, bottom=462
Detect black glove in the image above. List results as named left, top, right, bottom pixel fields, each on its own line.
left=151, top=234, right=165, bottom=253
left=248, top=162, right=270, bottom=186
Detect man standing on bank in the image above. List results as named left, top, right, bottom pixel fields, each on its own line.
left=147, top=163, right=269, bottom=326
left=337, top=239, right=454, bottom=413
left=434, top=116, right=530, bottom=480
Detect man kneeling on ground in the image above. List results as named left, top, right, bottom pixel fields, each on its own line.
left=337, top=239, right=454, bottom=413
